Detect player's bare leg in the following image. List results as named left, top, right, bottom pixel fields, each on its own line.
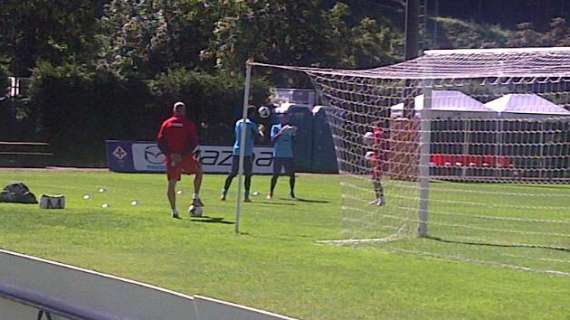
left=268, top=175, right=279, bottom=199
left=289, top=173, right=296, bottom=199
left=372, top=180, right=385, bottom=206
left=192, top=167, right=204, bottom=207
left=221, top=174, right=235, bottom=201
left=244, top=175, right=252, bottom=202
left=167, top=180, right=180, bottom=218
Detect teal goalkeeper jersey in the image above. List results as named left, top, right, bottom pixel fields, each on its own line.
left=232, top=119, right=258, bottom=156
left=271, top=124, right=294, bottom=158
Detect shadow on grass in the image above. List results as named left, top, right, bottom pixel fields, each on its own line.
left=425, top=235, right=570, bottom=253
left=279, top=197, right=329, bottom=204
left=255, top=201, right=297, bottom=206
left=190, top=216, right=234, bottom=224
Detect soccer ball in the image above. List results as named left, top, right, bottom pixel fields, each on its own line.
left=362, top=131, right=374, bottom=146
left=258, top=106, right=271, bottom=119
left=188, top=205, right=203, bottom=217
left=365, top=151, right=376, bottom=161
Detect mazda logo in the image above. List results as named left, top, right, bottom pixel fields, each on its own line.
left=144, top=146, right=165, bottom=164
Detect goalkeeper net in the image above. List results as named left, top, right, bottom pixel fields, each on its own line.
left=252, top=47, right=570, bottom=276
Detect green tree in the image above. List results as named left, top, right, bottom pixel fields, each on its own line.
left=0, top=61, right=9, bottom=97
left=507, top=22, right=546, bottom=47
left=543, top=17, right=570, bottom=46
left=206, top=0, right=401, bottom=78
left=349, top=17, right=400, bottom=68
left=98, top=0, right=217, bottom=79
left=0, top=0, right=99, bottom=76
left=429, top=17, right=510, bottom=49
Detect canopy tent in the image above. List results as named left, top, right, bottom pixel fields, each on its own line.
left=390, top=90, right=491, bottom=118
left=484, top=93, right=570, bottom=116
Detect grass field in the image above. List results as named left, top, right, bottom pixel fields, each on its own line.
left=0, top=170, right=569, bottom=320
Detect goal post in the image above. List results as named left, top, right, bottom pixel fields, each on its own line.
left=248, top=47, right=570, bottom=275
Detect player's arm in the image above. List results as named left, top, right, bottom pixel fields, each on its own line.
left=257, top=124, right=266, bottom=137
left=251, top=122, right=264, bottom=138
left=156, top=122, right=169, bottom=155
left=270, top=125, right=282, bottom=144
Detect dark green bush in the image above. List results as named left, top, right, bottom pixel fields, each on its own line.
left=29, top=63, right=270, bottom=164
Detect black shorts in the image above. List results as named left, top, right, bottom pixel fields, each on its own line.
left=230, top=155, right=253, bottom=175
left=273, top=158, right=295, bottom=175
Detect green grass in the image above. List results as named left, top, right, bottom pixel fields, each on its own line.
left=0, top=170, right=569, bottom=320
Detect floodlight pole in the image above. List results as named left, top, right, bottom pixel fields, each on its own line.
left=418, top=83, right=432, bottom=237
left=235, top=58, right=253, bottom=234
left=405, top=0, right=420, bottom=60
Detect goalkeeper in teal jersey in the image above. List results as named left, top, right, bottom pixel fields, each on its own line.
left=221, top=106, right=265, bottom=202
left=267, top=112, right=297, bottom=199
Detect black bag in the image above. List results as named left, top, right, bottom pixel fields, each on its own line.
left=0, top=182, right=38, bottom=204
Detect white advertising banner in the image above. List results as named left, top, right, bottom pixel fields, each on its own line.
left=131, top=143, right=274, bottom=174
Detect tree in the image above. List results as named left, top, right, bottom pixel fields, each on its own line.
left=206, top=0, right=401, bottom=77
left=0, top=61, right=9, bottom=97
left=429, top=17, right=510, bottom=49
left=544, top=17, right=570, bottom=46
left=0, top=0, right=100, bottom=76
left=98, top=0, right=217, bottom=79
left=507, top=22, right=546, bottom=47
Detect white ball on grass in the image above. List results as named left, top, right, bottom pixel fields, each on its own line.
left=188, top=205, right=203, bottom=217
left=131, top=200, right=139, bottom=206
left=98, top=187, right=107, bottom=193
left=101, top=203, right=110, bottom=208
left=82, top=194, right=91, bottom=200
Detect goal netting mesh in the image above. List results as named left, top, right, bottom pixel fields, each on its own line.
left=253, top=47, right=570, bottom=276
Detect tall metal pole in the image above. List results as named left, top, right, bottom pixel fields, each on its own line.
left=403, top=0, right=420, bottom=119
left=418, top=83, right=432, bottom=237
left=405, top=0, right=420, bottom=60
left=235, top=59, right=253, bottom=234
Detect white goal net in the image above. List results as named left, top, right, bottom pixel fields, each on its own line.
left=253, top=47, right=570, bottom=276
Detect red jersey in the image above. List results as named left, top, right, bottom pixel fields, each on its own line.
left=372, top=126, right=383, bottom=149
left=157, top=116, right=198, bottom=155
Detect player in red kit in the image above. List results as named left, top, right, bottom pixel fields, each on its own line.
left=157, top=102, right=203, bottom=218
left=364, top=123, right=385, bottom=206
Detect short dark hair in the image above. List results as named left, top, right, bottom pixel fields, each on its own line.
left=247, top=105, right=256, bottom=117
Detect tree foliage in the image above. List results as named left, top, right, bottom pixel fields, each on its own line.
left=6, top=0, right=570, bottom=160
left=0, top=0, right=99, bottom=76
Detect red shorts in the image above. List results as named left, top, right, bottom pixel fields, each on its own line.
left=166, top=154, right=201, bottom=181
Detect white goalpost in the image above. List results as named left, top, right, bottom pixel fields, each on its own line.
left=245, top=47, right=570, bottom=275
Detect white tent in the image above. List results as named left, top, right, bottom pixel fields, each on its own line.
left=391, top=90, right=492, bottom=118
left=484, top=94, right=570, bottom=116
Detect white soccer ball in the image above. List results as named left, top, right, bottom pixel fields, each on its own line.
left=188, top=205, right=203, bottom=217
left=362, top=131, right=374, bottom=146
left=258, top=106, right=271, bottom=119
left=365, top=151, right=376, bottom=161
